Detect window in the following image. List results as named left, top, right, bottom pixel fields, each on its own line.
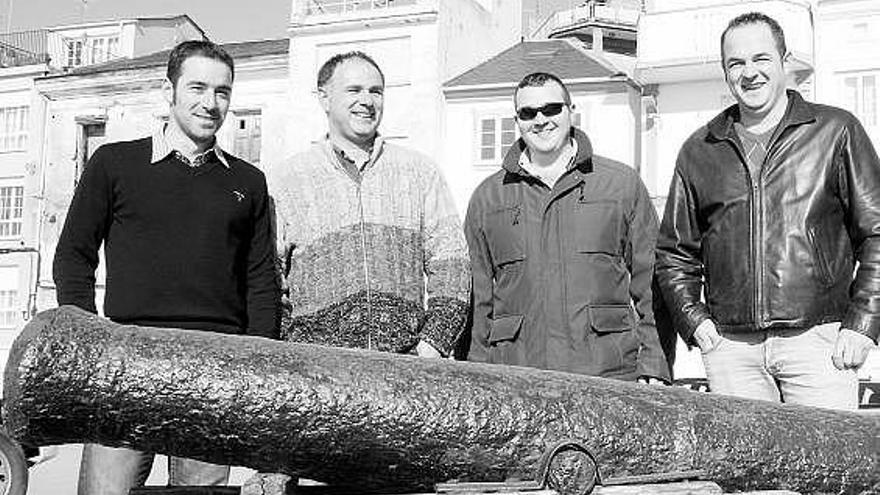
left=233, top=112, right=262, bottom=165
left=841, top=72, right=878, bottom=127
left=88, top=36, right=119, bottom=64
left=74, top=118, right=107, bottom=185
left=0, top=290, right=16, bottom=328
left=90, top=37, right=105, bottom=64
left=0, top=106, right=28, bottom=152
left=107, top=37, right=119, bottom=60
left=66, top=36, right=120, bottom=67
left=66, top=39, right=83, bottom=67
left=476, top=108, right=586, bottom=166
left=478, top=116, right=516, bottom=165
left=0, top=185, right=23, bottom=239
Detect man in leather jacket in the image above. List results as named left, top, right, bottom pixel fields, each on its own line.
left=656, top=12, right=878, bottom=410
left=465, top=72, right=669, bottom=383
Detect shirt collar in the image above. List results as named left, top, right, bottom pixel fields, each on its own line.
left=323, top=133, right=385, bottom=170
left=150, top=125, right=229, bottom=168
left=517, top=136, right=578, bottom=174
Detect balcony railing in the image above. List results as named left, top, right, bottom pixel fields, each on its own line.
left=638, top=0, right=813, bottom=67
left=532, top=2, right=640, bottom=39
left=300, top=0, right=417, bottom=16
left=0, top=29, right=50, bottom=68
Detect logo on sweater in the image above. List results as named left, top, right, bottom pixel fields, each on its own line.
left=232, top=190, right=246, bottom=202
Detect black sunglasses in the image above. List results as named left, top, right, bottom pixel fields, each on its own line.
left=516, top=102, right=566, bottom=121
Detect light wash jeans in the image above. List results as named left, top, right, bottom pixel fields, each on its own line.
left=701, top=322, right=858, bottom=411
left=77, top=443, right=229, bottom=495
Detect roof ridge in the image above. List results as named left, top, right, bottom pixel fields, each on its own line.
left=444, top=39, right=618, bottom=89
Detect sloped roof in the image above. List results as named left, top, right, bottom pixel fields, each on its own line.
left=52, top=38, right=289, bottom=78
left=445, top=39, right=623, bottom=88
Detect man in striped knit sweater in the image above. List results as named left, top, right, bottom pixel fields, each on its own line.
left=269, top=52, right=469, bottom=357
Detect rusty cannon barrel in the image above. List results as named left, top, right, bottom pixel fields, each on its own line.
left=3, top=306, right=879, bottom=494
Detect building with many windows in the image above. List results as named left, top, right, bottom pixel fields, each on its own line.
left=814, top=0, right=880, bottom=150
left=0, top=57, right=49, bottom=365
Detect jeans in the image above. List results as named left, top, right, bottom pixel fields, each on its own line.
left=701, top=322, right=858, bottom=411
left=78, top=443, right=229, bottom=495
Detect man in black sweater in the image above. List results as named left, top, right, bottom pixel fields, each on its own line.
left=53, top=40, right=279, bottom=495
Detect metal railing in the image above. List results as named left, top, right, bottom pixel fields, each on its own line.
left=532, top=2, right=640, bottom=39
left=301, top=0, right=417, bottom=16
left=0, top=29, right=50, bottom=68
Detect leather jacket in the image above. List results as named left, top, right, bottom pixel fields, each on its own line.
left=656, top=91, right=880, bottom=343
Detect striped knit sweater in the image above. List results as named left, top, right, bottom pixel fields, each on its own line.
left=269, top=137, right=470, bottom=355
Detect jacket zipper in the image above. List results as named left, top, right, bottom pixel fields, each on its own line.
left=732, top=123, right=787, bottom=327
left=332, top=144, right=374, bottom=351
left=753, top=179, right=763, bottom=325
left=727, top=138, right=762, bottom=326
left=754, top=124, right=788, bottom=325
left=543, top=177, right=579, bottom=366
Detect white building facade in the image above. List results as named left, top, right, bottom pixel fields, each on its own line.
left=283, top=0, right=526, bottom=163
left=814, top=0, right=880, bottom=150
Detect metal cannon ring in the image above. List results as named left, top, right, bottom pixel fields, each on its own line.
left=534, top=439, right=601, bottom=495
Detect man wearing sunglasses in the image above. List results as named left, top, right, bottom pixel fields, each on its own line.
left=464, top=72, right=669, bottom=384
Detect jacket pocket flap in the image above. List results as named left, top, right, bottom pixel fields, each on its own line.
left=589, top=304, right=635, bottom=333
left=489, top=314, right=524, bottom=344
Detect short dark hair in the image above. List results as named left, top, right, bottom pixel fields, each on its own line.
left=721, top=12, right=787, bottom=60
left=514, top=72, right=572, bottom=107
left=166, top=40, right=235, bottom=87
left=317, top=51, right=385, bottom=89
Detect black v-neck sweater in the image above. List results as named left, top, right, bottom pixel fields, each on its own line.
left=53, top=137, right=279, bottom=337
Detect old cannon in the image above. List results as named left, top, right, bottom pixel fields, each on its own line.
left=1, top=306, right=879, bottom=494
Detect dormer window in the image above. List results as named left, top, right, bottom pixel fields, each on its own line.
left=64, top=35, right=120, bottom=67
left=65, top=39, right=83, bottom=67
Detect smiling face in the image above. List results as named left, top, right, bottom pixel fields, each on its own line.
left=722, top=22, right=788, bottom=123
left=162, top=55, right=232, bottom=148
left=515, top=81, right=572, bottom=158
left=319, top=58, right=384, bottom=148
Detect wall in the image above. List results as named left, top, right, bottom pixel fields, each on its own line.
left=637, top=0, right=813, bottom=85
left=641, top=79, right=731, bottom=199
left=287, top=15, right=442, bottom=160
left=438, top=0, right=523, bottom=83
left=814, top=0, right=880, bottom=150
